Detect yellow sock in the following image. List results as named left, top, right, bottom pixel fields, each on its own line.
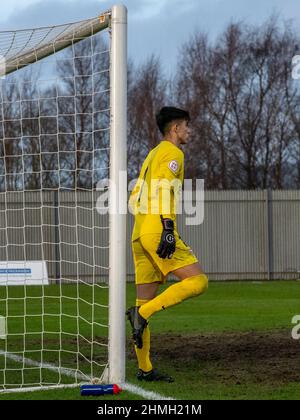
left=139, top=274, right=208, bottom=320
left=134, top=299, right=153, bottom=372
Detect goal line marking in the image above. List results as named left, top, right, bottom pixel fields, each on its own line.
left=0, top=351, right=174, bottom=400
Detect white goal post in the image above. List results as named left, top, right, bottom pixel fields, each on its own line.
left=108, top=4, right=127, bottom=385
left=0, top=4, right=127, bottom=391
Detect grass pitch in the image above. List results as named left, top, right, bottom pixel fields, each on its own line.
left=0, top=280, right=300, bottom=400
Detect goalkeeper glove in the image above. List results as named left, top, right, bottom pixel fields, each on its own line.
left=156, top=216, right=176, bottom=259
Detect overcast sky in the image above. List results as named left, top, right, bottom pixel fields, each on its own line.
left=0, top=0, right=299, bottom=75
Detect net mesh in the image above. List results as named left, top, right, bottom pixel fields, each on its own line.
left=0, top=14, right=112, bottom=390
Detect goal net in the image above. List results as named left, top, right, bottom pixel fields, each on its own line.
left=0, top=5, right=127, bottom=392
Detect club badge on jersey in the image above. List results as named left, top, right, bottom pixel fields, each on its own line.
left=168, top=160, right=179, bottom=174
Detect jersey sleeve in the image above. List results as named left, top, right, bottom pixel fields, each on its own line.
left=155, top=149, right=184, bottom=220
left=129, top=150, right=153, bottom=215
left=156, top=148, right=184, bottom=181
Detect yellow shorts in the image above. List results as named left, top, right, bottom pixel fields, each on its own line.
left=132, top=232, right=198, bottom=285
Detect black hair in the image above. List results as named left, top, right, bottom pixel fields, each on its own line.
left=156, top=106, right=190, bottom=135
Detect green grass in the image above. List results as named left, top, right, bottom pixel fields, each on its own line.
left=143, top=280, right=300, bottom=333
left=0, top=280, right=300, bottom=400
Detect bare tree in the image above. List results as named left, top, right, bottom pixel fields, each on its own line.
left=127, top=55, right=168, bottom=181
left=1, top=17, right=300, bottom=192
left=56, top=34, right=110, bottom=190
left=175, top=18, right=300, bottom=189
left=0, top=69, right=42, bottom=191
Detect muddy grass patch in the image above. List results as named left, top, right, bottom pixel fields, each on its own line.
left=127, top=330, right=300, bottom=385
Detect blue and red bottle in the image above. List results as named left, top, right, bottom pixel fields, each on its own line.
left=80, top=383, right=122, bottom=396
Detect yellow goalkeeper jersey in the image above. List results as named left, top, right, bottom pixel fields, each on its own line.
left=130, top=140, right=184, bottom=241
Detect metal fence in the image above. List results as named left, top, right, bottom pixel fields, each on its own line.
left=0, top=190, right=299, bottom=282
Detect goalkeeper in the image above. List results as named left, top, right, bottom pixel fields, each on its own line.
left=127, top=107, right=208, bottom=382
